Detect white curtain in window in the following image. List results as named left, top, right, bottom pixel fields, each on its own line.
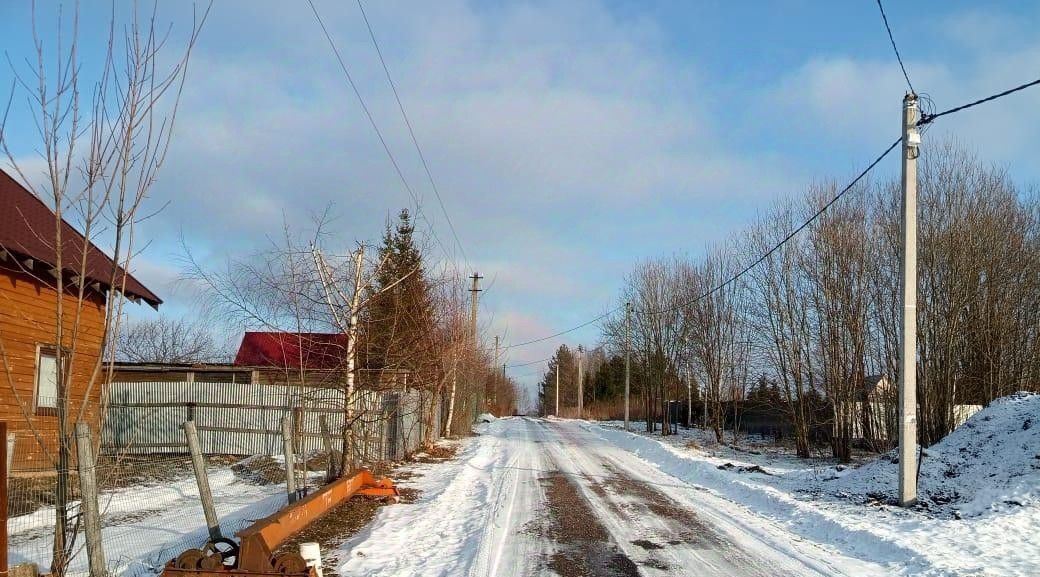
left=37, top=351, right=58, bottom=408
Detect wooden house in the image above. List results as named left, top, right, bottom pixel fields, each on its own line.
left=0, top=169, right=161, bottom=470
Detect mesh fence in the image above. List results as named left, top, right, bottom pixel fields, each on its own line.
left=5, top=382, right=442, bottom=577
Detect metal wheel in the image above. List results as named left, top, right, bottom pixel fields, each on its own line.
left=204, top=538, right=240, bottom=568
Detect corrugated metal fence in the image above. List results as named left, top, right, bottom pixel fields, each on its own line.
left=102, top=381, right=440, bottom=462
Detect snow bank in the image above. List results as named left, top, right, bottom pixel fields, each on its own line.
left=585, top=396, right=1040, bottom=576
left=831, top=392, right=1040, bottom=517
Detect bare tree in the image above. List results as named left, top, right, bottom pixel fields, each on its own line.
left=115, top=315, right=219, bottom=363
left=0, top=4, right=208, bottom=573
left=685, top=246, right=749, bottom=443
left=745, top=203, right=817, bottom=456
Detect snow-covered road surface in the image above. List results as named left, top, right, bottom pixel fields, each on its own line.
left=337, top=417, right=888, bottom=576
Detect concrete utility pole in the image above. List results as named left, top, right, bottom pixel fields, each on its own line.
left=899, top=92, right=921, bottom=507
left=555, top=363, right=560, bottom=416
left=577, top=345, right=584, bottom=419
left=624, top=302, right=632, bottom=431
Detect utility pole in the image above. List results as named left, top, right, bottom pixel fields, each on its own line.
left=469, top=272, right=482, bottom=421
left=899, top=92, right=920, bottom=507
left=469, top=273, right=482, bottom=342
left=577, top=345, right=584, bottom=419
left=555, top=363, right=560, bottom=416
left=492, top=335, right=500, bottom=413
left=624, top=302, right=632, bottom=431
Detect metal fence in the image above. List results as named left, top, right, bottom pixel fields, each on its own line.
left=4, top=381, right=442, bottom=577
left=102, top=381, right=440, bottom=462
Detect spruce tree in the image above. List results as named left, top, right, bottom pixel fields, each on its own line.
left=366, top=209, right=435, bottom=380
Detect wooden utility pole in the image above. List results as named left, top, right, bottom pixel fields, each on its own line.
left=492, top=335, right=500, bottom=413
left=899, top=92, right=920, bottom=507
left=577, top=345, right=584, bottom=418
left=469, top=273, right=482, bottom=341
left=624, top=302, right=632, bottom=431
left=469, top=273, right=483, bottom=421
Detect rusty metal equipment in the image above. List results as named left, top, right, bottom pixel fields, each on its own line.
left=161, top=469, right=398, bottom=577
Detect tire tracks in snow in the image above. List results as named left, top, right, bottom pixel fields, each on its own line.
left=546, top=420, right=843, bottom=576
left=467, top=417, right=550, bottom=577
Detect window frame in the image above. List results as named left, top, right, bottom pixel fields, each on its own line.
left=34, top=344, right=63, bottom=416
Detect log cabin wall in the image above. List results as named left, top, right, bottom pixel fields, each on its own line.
left=0, top=263, right=107, bottom=472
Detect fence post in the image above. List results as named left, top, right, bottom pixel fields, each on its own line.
left=318, top=415, right=337, bottom=482
left=292, top=407, right=305, bottom=479
left=1, top=422, right=8, bottom=577
left=281, top=416, right=297, bottom=503
left=75, top=422, right=106, bottom=577
left=183, top=421, right=222, bottom=541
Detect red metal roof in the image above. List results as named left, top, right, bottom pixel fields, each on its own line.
left=234, top=332, right=349, bottom=370
left=0, top=168, right=161, bottom=307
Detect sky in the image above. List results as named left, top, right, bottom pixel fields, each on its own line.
left=2, top=1, right=1040, bottom=405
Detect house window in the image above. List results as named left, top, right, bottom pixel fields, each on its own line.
left=35, top=346, right=60, bottom=415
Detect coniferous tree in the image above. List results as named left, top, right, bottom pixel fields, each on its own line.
left=365, top=209, right=436, bottom=383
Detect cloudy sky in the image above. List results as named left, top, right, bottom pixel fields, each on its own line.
left=3, top=1, right=1040, bottom=398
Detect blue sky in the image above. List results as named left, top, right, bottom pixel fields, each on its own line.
left=3, top=1, right=1040, bottom=398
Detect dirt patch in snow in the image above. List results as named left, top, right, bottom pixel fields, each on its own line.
left=539, top=471, right=639, bottom=577
left=410, top=442, right=459, bottom=463
left=599, top=464, right=726, bottom=550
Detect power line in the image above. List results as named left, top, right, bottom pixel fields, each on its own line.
left=919, top=76, right=1040, bottom=126
left=500, top=139, right=900, bottom=347
left=504, top=73, right=1040, bottom=344
left=642, top=137, right=902, bottom=317
left=875, top=0, right=914, bottom=93
left=355, top=0, right=471, bottom=267
left=502, top=309, right=620, bottom=350
left=504, top=356, right=552, bottom=368
left=306, top=0, right=454, bottom=263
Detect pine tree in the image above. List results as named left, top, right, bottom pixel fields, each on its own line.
left=365, top=209, right=435, bottom=380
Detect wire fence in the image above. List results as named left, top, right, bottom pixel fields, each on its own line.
left=5, top=381, right=442, bottom=577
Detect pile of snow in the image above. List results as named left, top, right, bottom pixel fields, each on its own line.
left=830, top=392, right=1040, bottom=517
left=475, top=412, right=496, bottom=423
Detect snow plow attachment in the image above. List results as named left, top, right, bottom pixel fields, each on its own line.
left=160, top=469, right=399, bottom=577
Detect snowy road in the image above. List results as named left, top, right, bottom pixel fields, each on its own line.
left=338, top=417, right=889, bottom=577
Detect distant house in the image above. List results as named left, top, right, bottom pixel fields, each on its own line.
left=855, top=375, right=897, bottom=449
left=0, top=169, right=161, bottom=469
left=110, top=331, right=406, bottom=388
left=234, top=331, right=350, bottom=384
left=853, top=375, right=982, bottom=448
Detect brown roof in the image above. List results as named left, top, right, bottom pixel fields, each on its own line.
left=0, top=168, right=161, bottom=307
